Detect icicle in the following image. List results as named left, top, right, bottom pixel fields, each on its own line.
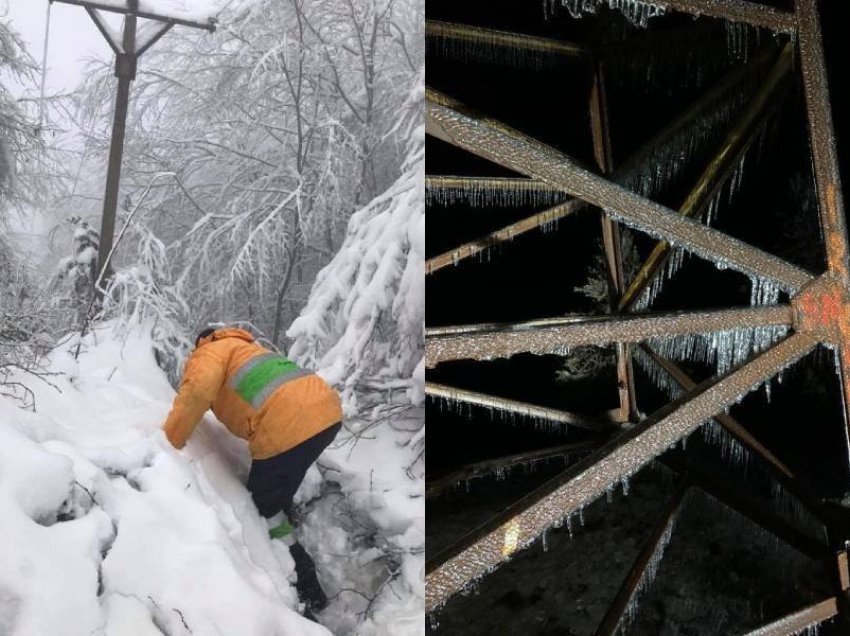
left=541, top=529, right=549, bottom=552
left=647, top=325, right=789, bottom=377
left=702, top=420, right=750, bottom=472
left=622, top=520, right=676, bottom=628
left=724, top=21, right=751, bottom=63
left=750, top=277, right=782, bottom=306
left=425, top=178, right=569, bottom=209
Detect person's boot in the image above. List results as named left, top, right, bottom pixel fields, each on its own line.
left=289, top=541, right=328, bottom=614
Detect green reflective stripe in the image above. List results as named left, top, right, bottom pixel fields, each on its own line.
left=230, top=352, right=279, bottom=389
left=234, top=355, right=300, bottom=404
left=250, top=368, right=314, bottom=409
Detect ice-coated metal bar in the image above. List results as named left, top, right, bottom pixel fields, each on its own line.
left=425, top=382, right=611, bottom=432
left=426, top=442, right=600, bottom=499
left=425, top=176, right=563, bottom=202
left=426, top=48, right=774, bottom=276
left=426, top=306, right=794, bottom=367
left=657, top=0, right=795, bottom=33
left=425, top=332, right=818, bottom=612
left=643, top=345, right=831, bottom=528
left=619, top=43, right=793, bottom=311
left=426, top=200, right=584, bottom=274
left=594, top=478, right=690, bottom=636
left=664, top=452, right=828, bottom=559
left=425, top=89, right=814, bottom=293
left=796, top=0, right=850, bottom=471
left=741, top=598, right=838, bottom=636
left=590, top=58, right=638, bottom=422
left=425, top=20, right=586, bottom=57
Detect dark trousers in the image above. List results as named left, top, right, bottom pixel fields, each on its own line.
left=247, top=422, right=342, bottom=518
left=247, top=422, right=341, bottom=612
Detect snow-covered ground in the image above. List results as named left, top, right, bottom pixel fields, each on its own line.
left=0, top=325, right=423, bottom=635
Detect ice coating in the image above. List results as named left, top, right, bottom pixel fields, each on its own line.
left=560, top=0, right=666, bottom=27
left=426, top=20, right=586, bottom=69
left=426, top=307, right=793, bottom=367
left=425, top=382, right=609, bottom=432
left=425, top=176, right=569, bottom=209
left=425, top=333, right=818, bottom=611
left=425, top=91, right=814, bottom=294
left=742, top=598, right=837, bottom=636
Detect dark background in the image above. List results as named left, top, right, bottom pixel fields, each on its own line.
left=426, top=1, right=850, bottom=634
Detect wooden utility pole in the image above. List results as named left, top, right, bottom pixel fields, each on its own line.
left=49, top=0, right=216, bottom=288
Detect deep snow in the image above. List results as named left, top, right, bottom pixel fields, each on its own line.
left=0, top=325, right=423, bottom=635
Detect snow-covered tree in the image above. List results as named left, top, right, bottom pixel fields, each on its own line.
left=287, top=78, right=424, bottom=412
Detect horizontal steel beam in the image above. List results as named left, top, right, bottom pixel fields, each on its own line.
left=426, top=200, right=584, bottom=274
left=425, top=332, right=818, bottom=612
left=425, top=176, right=564, bottom=204
left=425, top=88, right=814, bottom=293
left=741, top=598, right=838, bottom=636
left=426, top=306, right=793, bottom=367
left=426, top=20, right=586, bottom=57
left=657, top=0, right=795, bottom=33
left=594, top=478, right=691, bottom=636
left=426, top=442, right=600, bottom=499
left=425, top=382, right=611, bottom=432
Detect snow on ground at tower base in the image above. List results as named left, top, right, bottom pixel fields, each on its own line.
left=0, top=324, right=423, bottom=635
left=0, top=330, right=329, bottom=635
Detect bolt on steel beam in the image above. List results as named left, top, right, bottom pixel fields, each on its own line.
left=426, top=20, right=587, bottom=58
left=425, top=382, right=612, bottom=432
left=796, top=0, right=850, bottom=473
left=594, top=478, right=691, bottom=636
left=425, top=332, right=818, bottom=612
left=425, top=88, right=815, bottom=293
left=657, top=0, right=796, bottom=33
left=426, top=442, right=601, bottom=500
left=619, top=43, right=793, bottom=312
left=426, top=305, right=794, bottom=367
left=741, top=598, right=838, bottom=636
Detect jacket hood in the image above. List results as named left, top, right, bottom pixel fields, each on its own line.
left=197, top=327, right=255, bottom=348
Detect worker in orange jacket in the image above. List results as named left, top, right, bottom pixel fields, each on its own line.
left=163, top=326, right=343, bottom=613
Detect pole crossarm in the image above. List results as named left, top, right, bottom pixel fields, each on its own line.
left=740, top=598, right=839, bottom=636
left=50, top=0, right=217, bottom=31
left=50, top=0, right=216, bottom=292
left=656, top=0, right=796, bottom=33
left=425, top=382, right=612, bottom=432
left=425, top=332, right=818, bottom=612
left=426, top=306, right=794, bottom=367
left=426, top=20, right=587, bottom=58
left=425, top=88, right=815, bottom=294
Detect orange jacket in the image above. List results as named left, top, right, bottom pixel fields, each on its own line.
left=163, top=328, right=342, bottom=459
